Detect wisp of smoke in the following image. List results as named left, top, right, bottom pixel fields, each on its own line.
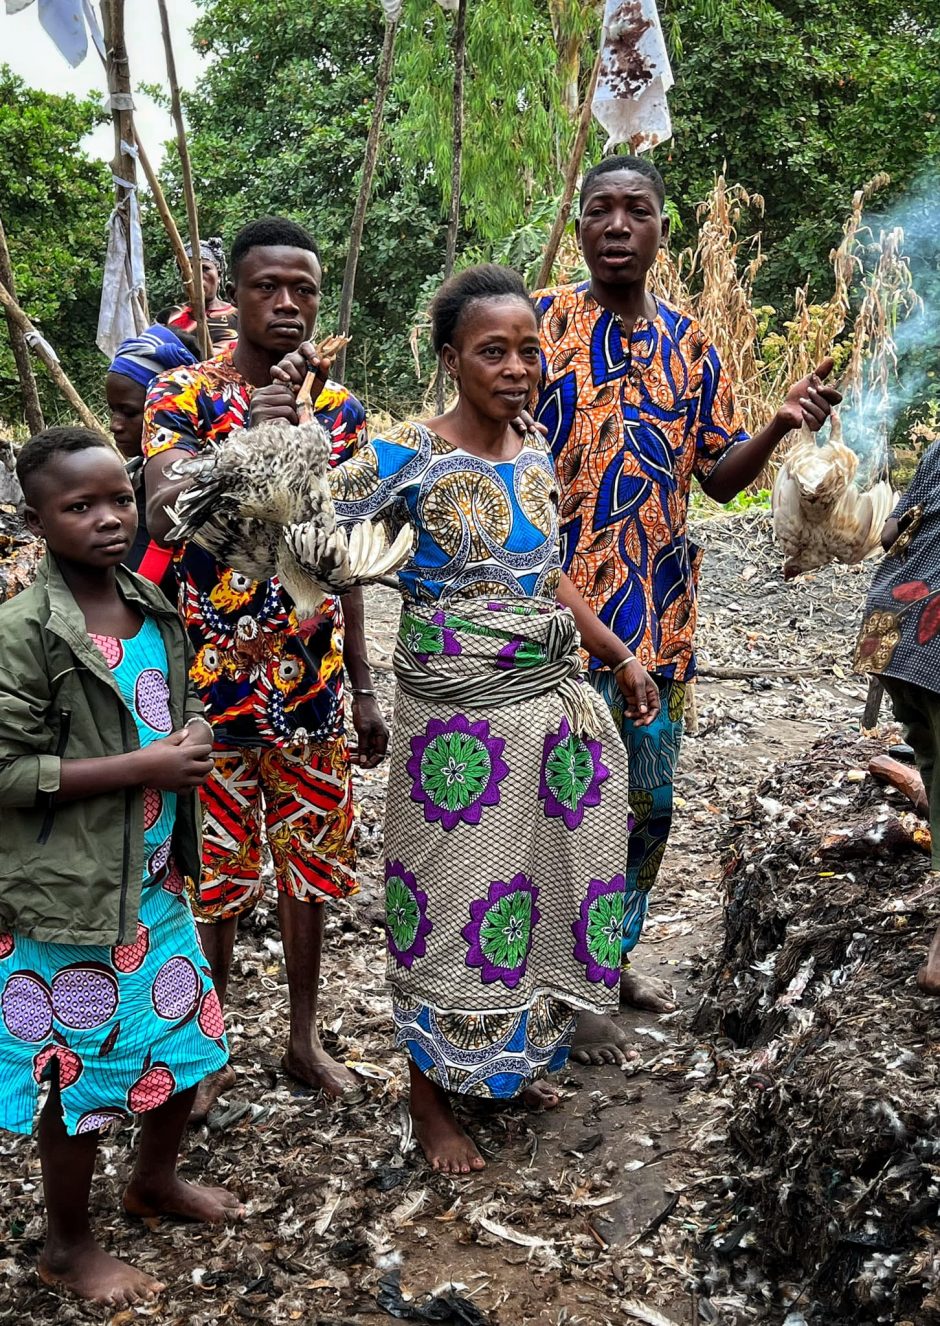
left=838, top=167, right=940, bottom=481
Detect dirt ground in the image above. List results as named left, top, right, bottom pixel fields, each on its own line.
left=0, top=510, right=887, bottom=1325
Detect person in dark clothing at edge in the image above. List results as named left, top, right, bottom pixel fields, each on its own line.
left=144, top=217, right=388, bottom=1121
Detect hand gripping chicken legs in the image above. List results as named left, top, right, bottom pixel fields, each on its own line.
left=166, top=369, right=413, bottom=616
left=771, top=411, right=897, bottom=580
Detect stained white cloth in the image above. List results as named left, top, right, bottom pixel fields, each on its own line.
left=4, top=0, right=103, bottom=66
left=96, top=151, right=148, bottom=359
left=381, top=0, right=403, bottom=18
left=592, top=0, right=674, bottom=153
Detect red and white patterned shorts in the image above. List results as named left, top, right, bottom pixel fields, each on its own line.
left=190, top=741, right=358, bottom=922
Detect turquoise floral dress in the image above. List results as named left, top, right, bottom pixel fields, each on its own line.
left=0, top=618, right=228, bottom=1135
left=331, top=424, right=631, bottom=1098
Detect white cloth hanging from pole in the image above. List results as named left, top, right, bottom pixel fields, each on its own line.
left=592, top=0, right=674, bottom=153
left=97, top=149, right=147, bottom=358
left=380, top=0, right=403, bottom=19
left=3, top=0, right=104, bottom=64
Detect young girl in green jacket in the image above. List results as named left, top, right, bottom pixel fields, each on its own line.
left=0, top=428, right=242, bottom=1306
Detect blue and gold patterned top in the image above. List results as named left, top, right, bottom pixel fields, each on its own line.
left=330, top=422, right=561, bottom=603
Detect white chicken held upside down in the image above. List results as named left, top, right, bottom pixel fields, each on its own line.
left=166, top=370, right=414, bottom=616
left=771, top=411, right=897, bottom=580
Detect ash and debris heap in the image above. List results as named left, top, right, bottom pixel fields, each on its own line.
left=0, top=439, right=40, bottom=603
left=688, top=732, right=940, bottom=1325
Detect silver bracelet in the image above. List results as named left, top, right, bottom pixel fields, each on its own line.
left=350, top=687, right=375, bottom=697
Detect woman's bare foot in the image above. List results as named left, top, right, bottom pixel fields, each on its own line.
left=123, top=1174, right=244, bottom=1224
left=917, top=923, right=940, bottom=993
left=570, top=1011, right=638, bottom=1067
left=189, top=1063, right=236, bottom=1124
left=520, top=1080, right=562, bottom=1110
left=39, top=1239, right=164, bottom=1305
left=619, top=968, right=677, bottom=1012
left=282, top=1041, right=363, bottom=1099
left=409, top=1062, right=485, bottom=1174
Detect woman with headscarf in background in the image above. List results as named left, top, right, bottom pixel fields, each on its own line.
left=106, top=324, right=198, bottom=601
left=166, top=238, right=239, bottom=354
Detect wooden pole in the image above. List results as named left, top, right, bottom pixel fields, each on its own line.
left=334, top=13, right=400, bottom=384
left=436, top=0, right=468, bottom=411
left=0, top=284, right=101, bottom=430
left=535, top=43, right=603, bottom=291
left=134, top=132, right=197, bottom=306
left=157, top=0, right=210, bottom=359
left=0, top=215, right=44, bottom=433
left=101, top=0, right=149, bottom=328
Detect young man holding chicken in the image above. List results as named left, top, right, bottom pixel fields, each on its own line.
left=533, top=155, right=840, bottom=1058
left=143, top=216, right=387, bottom=1118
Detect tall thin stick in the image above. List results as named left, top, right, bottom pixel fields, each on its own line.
left=0, top=283, right=101, bottom=430
left=157, top=0, right=210, bottom=358
left=334, top=13, right=400, bottom=383
left=0, top=214, right=44, bottom=432
left=535, top=43, right=602, bottom=291
left=436, top=0, right=468, bottom=411
left=135, top=132, right=197, bottom=305
left=101, top=0, right=149, bottom=328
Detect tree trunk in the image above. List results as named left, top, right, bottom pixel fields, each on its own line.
left=535, top=43, right=603, bottom=291
left=101, top=0, right=149, bottom=329
left=0, top=215, right=44, bottom=433
left=157, top=0, right=210, bottom=359
left=0, top=283, right=101, bottom=430
left=334, top=15, right=400, bottom=385
left=436, top=0, right=468, bottom=411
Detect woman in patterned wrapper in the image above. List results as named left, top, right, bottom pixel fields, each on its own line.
left=0, top=429, right=243, bottom=1305
left=249, top=265, right=662, bottom=1173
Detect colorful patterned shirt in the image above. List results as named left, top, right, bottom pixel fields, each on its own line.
left=533, top=282, right=748, bottom=680
left=142, top=351, right=366, bottom=748
left=168, top=301, right=239, bottom=354
left=330, top=421, right=561, bottom=603
left=856, top=440, right=940, bottom=694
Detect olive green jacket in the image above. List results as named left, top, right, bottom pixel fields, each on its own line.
left=0, top=555, right=204, bottom=945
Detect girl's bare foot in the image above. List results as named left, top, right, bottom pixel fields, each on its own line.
left=188, top=1063, right=236, bottom=1124
left=570, top=1011, right=638, bottom=1066
left=123, top=1175, right=244, bottom=1223
left=39, top=1239, right=164, bottom=1305
left=520, top=1080, right=561, bottom=1110
left=619, top=968, right=677, bottom=1012
left=409, top=1062, right=485, bottom=1174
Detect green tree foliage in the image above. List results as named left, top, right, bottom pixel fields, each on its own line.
left=145, top=0, right=447, bottom=414
left=0, top=68, right=111, bottom=426
left=658, top=0, right=940, bottom=307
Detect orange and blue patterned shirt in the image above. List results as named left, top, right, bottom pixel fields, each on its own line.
left=533, top=282, right=748, bottom=680
left=142, top=350, right=366, bottom=748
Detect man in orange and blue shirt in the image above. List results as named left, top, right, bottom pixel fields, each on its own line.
left=535, top=155, right=840, bottom=1033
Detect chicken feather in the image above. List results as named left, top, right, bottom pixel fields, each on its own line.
left=165, top=369, right=413, bottom=615
left=771, top=412, right=897, bottom=579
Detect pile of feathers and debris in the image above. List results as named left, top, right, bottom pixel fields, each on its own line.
left=685, top=731, right=940, bottom=1325
left=0, top=440, right=39, bottom=603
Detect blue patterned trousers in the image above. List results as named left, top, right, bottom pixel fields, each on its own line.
left=588, top=670, right=686, bottom=964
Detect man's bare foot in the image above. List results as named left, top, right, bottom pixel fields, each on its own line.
left=282, top=1043, right=362, bottom=1099
left=39, top=1239, right=164, bottom=1305
left=412, top=1099, right=486, bottom=1174
left=619, top=968, right=677, bottom=1013
left=520, top=1080, right=561, bottom=1110
left=916, top=923, right=940, bottom=993
left=189, top=1063, right=236, bottom=1124
left=570, top=1011, right=638, bottom=1067
left=123, top=1175, right=244, bottom=1224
